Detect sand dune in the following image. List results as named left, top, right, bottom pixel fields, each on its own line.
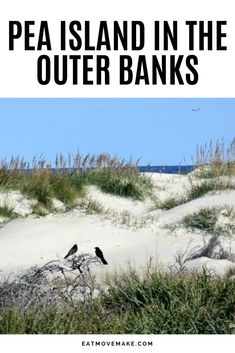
left=0, top=173, right=235, bottom=280
left=156, top=190, right=235, bottom=224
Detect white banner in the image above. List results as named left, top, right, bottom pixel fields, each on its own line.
left=0, top=0, right=234, bottom=97
left=0, top=335, right=234, bottom=353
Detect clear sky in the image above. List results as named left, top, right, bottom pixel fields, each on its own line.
left=0, top=98, right=234, bottom=165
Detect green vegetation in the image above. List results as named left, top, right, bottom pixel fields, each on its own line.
left=0, top=140, right=235, bottom=334
left=187, top=179, right=235, bottom=202
left=182, top=207, right=219, bottom=233
left=78, top=198, right=104, bottom=214
left=155, top=178, right=235, bottom=211
left=0, top=153, right=153, bottom=214
left=32, top=202, right=51, bottom=217
left=0, top=205, right=16, bottom=220
left=194, top=138, right=235, bottom=178
left=1, top=139, right=235, bottom=215
left=182, top=206, right=235, bottom=237
left=109, top=211, right=156, bottom=230
left=0, top=269, right=234, bottom=334
left=158, top=197, right=183, bottom=210
left=86, top=170, right=152, bottom=200
left=154, top=139, right=235, bottom=211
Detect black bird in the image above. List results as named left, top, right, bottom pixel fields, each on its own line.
left=192, top=108, right=201, bottom=112
left=95, top=247, right=108, bottom=265
left=64, top=244, right=78, bottom=259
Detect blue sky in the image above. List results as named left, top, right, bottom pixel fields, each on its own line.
left=0, top=98, right=234, bottom=165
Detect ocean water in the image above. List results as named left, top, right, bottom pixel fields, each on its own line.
left=17, top=165, right=195, bottom=175
left=139, top=165, right=194, bottom=174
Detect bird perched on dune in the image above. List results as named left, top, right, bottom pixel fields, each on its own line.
left=95, top=247, right=108, bottom=265
left=64, top=244, right=78, bottom=259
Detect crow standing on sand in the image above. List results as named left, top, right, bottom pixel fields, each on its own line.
left=95, top=247, right=108, bottom=265
left=64, top=244, right=78, bottom=259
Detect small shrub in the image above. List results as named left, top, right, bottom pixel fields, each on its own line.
left=79, top=198, right=104, bottom=214
left=100, top=270, right=235, bottom=334
left=194, top=138, right=235, bottom=178
left=32, top=203, right=50, bottom=217
left=187, top=180, right=235, bottom=202
left=187, top=181, right=216, bottom=200
left=0, top=269, right=234, bottom=334
left=181, top=206, right=235, bottom=238
left=159, top=197, right=183, bottom=210
left=0, top=154, right=152, bottom=212
left=50, top=175, right=77, bottom=205
left=22, top=170, right=53, bottom=208
left=182, top=207, right=218, bottom=232
left=87, top=171, right=152, bottom=200
left=0, top=205, right=16, bottom=219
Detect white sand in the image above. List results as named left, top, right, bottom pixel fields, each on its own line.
left=156, top=190, right=235, bottom=224
left=0, top=173, right=235, bottom=280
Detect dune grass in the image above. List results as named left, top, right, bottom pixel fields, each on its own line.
left=0, top=142, right=235, bottom=334
left=0, top=204, right=16, bottom=220
left=0, top=269, right=234, bottom=334
left=157, top=197, right=183, bottom=210
left=1, top=139, right=234, bottom=214
left=0, top=153, right=153, bottom=213
left=182, top=207, right=219, bottom=233
left=194, top=138, right=235, bottom=178
left=181, top=206, right=235, bottom=237
left=86, top=170, right=152, bottom=200
left=156, top=139, right=235, bottom=211
left=150, top=177, right=235, bottom=212
left=187, top=179, right=235, bottom=202
left=78, top=198, right=105, bottom=214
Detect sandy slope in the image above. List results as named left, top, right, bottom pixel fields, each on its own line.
left=156, top=190, right=235, bottom=223
left=0, top=173, right=235, bottom=280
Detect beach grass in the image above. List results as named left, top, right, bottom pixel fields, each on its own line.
left=181, top=206, right=235, bottom=237
left=159, top=139, right=235, bottom=210
left=187, top=179, right=235, bottom=202
left=1, top=139, right=235, bottom=215
left=158, top=197, right=183, bottom=210
left=0, top=141, right=235, bottom=334
left=154, top=139, right=235, bottom=211
left=0, top=204, right=16, bottom=220
left=86, top=169, right=152, bottom=200
left=194, top=138, right=235, bottom=178
left=0, top=269, right=234, bottom=334
left=182, top=207, right=219, bottom=233
left=0, top=153, right=153, bottom=213
left=78, top=198, right=105, bottom=214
